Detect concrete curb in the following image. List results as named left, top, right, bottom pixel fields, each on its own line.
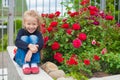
left=89, top=75, right=120, bottom=80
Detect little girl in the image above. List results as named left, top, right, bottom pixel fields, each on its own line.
left=14, top=10, right=44, bottom=74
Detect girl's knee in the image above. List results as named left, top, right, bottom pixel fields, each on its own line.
left=29, top=35, right=38, bottom=44
left=21, top=36, right=29, bottom=42
left=30, top=35, right=37, bottom=39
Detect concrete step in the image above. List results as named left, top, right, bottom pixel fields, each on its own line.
left=89, top=75, right=120, bottom=80
left=7, top=46, right=53, bottom=80
left=0, top=68, right=8, bottom=80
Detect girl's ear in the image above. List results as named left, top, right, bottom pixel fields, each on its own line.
left=23, top=22, right=25, bottom=27
left=23, top=18, right=26, bottom=26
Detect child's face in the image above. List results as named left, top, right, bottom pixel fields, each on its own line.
left=24, top=16, right=38, bottom=33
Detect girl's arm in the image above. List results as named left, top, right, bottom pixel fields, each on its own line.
left=36, top=32, right=44, bottom=51
left=15, top=29, right=29, bottom=50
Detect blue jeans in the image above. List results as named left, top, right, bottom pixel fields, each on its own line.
left=14, top=35, right=40, bottom=67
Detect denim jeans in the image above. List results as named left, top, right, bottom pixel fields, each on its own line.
left=14, top=35, right=40, bottom=67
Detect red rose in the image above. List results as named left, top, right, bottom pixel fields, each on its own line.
left=94, top=55, right=100, bottom=61
left=47, top=26, right=53, bottom=32
left=105, top=15, right=114, bottom=20
left=48, top=13, right=55, bottom=18
left=41, top=23, right=46, bottom=27
left=74, top=12, right=79, bottom=15
left=84, top=59, right=90, bottom=65
left=71, top=54, right=77, bottom=59
left=62, top=18, right=67, bottom=22
left=62, top=23, right=69, bottom=29
left=66, top=57, right=78, bottom=65
left=72, top=23, right=81, bottom=30
left=57, top=57, right=64, bottom=63
left=43, top=36, right=49, bottom=43
left=80, top=0, right=90, bottom=5
left=54, top=52, right=62, bottom=59
left=41, top=27, right=47, bottom=34
left=51, top=42, right=60, bottom=50
left=78, top=33, right=87, bottom=41
left=88, top=6, right=98, bottom=11
left=54, top=52, right=64, bottom=63
left=67, top=11, right=71, bottom=14
left=66, top=29, right=72, bottom=35
left=40, top=26, right=47, bottom=34
left=69, top=12, right=76, bottom=17
left=41, top=13, right=46, bottom=17
left=55, top=11, right=61, bottom=17
left=80, top=1, right=87, bottom=5
left=50, top=21, right=58, bottom=27
left=90, top=10, right=97, bottom=15
left=72, top=38, right=82, bottom=48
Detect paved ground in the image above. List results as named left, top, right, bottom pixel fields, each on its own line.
left=7, top=46, right=53, bottom=80
left=1, top=52, right=120, bottom=80
left=0, top=52, right=21, bottom=80
left=89, top=75, right=120, bottom=80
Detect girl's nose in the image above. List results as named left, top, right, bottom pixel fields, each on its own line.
left=29, top=25, right=33, bottom=28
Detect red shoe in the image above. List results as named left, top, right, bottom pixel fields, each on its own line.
left=31, top=67, right=39, bottom=74
left=23, top=67, right=31, bottom=74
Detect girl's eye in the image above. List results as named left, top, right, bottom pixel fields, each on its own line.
left=27, top=23, right=31, bottom=25
left=33, top=23, right=37, bottom=25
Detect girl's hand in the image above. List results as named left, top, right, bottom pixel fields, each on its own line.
left=25, top=50, right=32, bottom=62
left=28, top=44, right=38, bottom=53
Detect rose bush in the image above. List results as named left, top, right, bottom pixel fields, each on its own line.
left=40, top=0, right=120, bottom=78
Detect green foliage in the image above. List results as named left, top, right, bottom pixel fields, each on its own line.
left=0, top=34, right=8, bottom=51
left=14, top=19, right=22, bottom=33
left=15, top=0, right=27, bottom=16
left=41, top=0, right=120, bottom=78
left=0, top=19, right=22, bottom=51
left=0, top=0, right=27, bottom=16
left=66, top=71, right=88, bottom=80
left=4, top=19, right=22, bottom=33
left=100, top=52, right=120, bottom=74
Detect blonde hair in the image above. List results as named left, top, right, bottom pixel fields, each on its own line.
left=23, top=10, right=42, bottom=30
